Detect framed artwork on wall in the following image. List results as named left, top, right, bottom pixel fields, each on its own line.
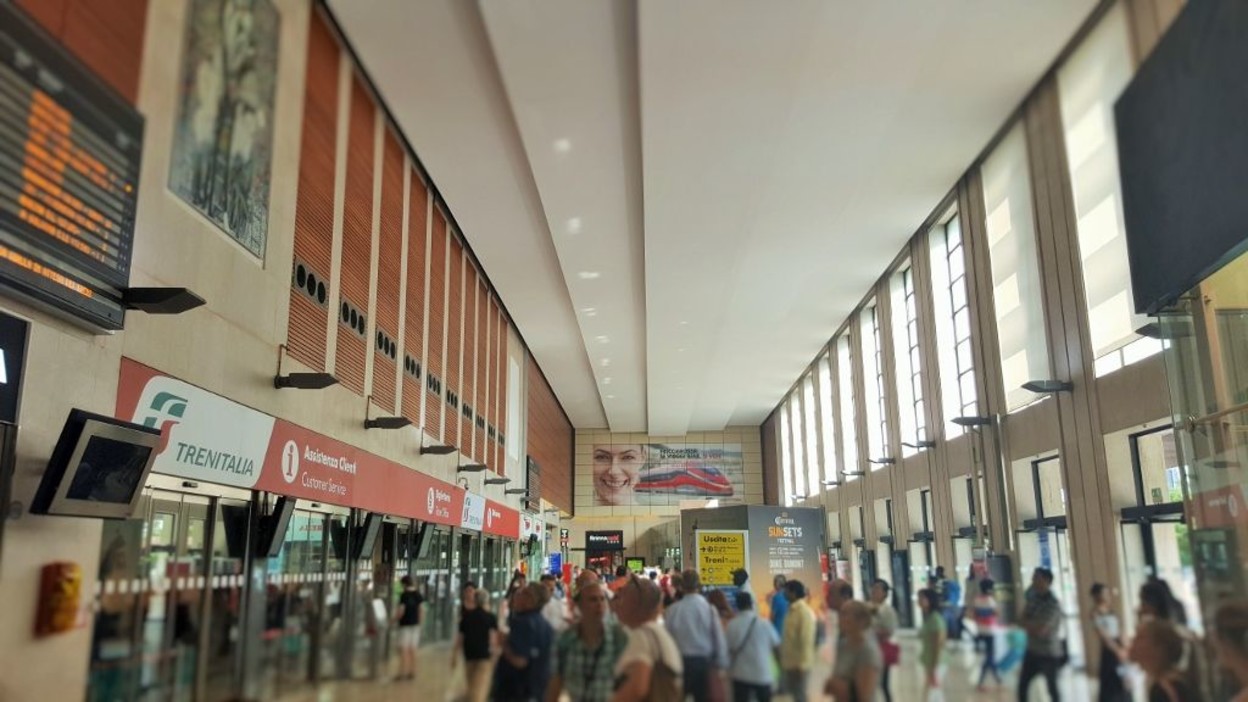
left=169, top=0, right=280, bottom=258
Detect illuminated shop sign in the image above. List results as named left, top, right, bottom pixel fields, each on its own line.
left=0, top=5, right=144, bottom=331
left=586, top=530, right=624, bottom=551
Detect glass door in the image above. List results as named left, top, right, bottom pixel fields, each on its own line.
left=257, top=508, right=327, bottom=697
left=202, top=497, right=251, bottom=702
left=88, top=489, right=211, bottom=702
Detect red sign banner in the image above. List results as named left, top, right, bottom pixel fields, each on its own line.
left=115, top=358, right=519, bottom=532
left=484, top=499, right=520, bottom=539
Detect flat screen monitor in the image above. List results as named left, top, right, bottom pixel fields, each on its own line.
left=353, top=512, right=382, bottom=559
left=31, top=409, right=160, bottom=519
left=259, top=497, right=297, bottom=558
left=1116, top=0, right=1248, bottom=314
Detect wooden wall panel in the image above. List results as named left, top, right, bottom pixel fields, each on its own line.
left=527, top=357, right=573, bottom=513
left=18, top=0, right=149, bottom=104
left=494, top=304, right=507, bottom=474
left=333, top=76, right=375, bottom=396
left=462, top=268, right=478, bottom=459
left=401, top=174, right=429, bottom=425
left=475, top=278, right=489, bottom=463
left=286, top=14, right=339, bottom=371
left=761, top=410, right=780, bottom=506
left=446, top=237, right=464, bottom=448
left=425, top=213, right=447, bottom=440
left=372, top=129, right=404, bottom=410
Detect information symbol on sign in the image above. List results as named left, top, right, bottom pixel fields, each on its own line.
left=281, top=441, right=300, bottom=483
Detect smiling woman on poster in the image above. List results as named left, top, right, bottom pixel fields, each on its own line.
left=593, top=445, right=648, bottom=505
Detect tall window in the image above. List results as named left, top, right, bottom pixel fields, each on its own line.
left=789, top=394, right=806, bottom=499
left=930, top=213, right=978, bottom=436
left=818, top=353, right=838, bottom=482
left=983, top=123, right=1050, bottom=410
left=803, top=375, right=820, bottom=497
left=779, top=402, right=794, bottom=505
left=860, top=303, right=890, bottom=467
left=836, top=334, right=860, bottom=480
left=890, top=263, right=927, bottom=455
left=1058, top=2, right=1163, bottom=376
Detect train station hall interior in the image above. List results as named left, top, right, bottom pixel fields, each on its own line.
left=3, top=0, right=1248, bottom=700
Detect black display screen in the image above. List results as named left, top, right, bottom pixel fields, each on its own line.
left=0, top=4, right=143, bottom=331
left=64, top=435, right=152, bottom=504
left=1116, top=0, right=1248, bottom=314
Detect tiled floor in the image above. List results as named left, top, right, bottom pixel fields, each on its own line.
left=279, top=632, right=1093, bottom=701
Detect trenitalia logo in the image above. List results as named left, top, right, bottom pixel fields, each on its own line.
left=140, top=391, right=187, bottom=455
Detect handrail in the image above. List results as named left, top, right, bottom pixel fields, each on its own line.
left=1183, top=399, right=1248, bottom=431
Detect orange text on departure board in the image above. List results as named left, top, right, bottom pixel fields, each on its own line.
left=17, top=89, right=129, bottom=270
left=0, top=242, right=95, bottom=299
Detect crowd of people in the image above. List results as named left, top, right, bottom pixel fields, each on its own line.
left=394, top=560, right=1248, bottom=702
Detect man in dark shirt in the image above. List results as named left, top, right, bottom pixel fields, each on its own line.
left=1018, top=567, right=1065, bottom=701
left=452, top=582, right=498, bottom=702
left=493, top=582, right=555, bottom=701
left=394, top=575, right=425, bottom=680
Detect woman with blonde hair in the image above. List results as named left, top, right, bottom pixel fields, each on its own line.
left=825, top=600, right=881, bottom=702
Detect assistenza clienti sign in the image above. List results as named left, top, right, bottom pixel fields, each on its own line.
left=114, top=358, right=519, bottom=534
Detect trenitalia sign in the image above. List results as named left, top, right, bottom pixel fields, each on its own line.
left=115, top=358, right=521, bottom=537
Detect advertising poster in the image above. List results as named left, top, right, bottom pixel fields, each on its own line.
left=696, top=530, right=749, bottom=588
left=591, top=443, right=743, bottom=506
left=746, top=507, right=825, bottom=622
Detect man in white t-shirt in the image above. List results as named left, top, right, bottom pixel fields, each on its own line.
left=612, top=575, right=683, bottom=702
left=540, top=573, right=569, bottom=633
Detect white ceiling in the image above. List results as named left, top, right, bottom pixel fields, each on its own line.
left=328, top=0, right=1098, bottom=435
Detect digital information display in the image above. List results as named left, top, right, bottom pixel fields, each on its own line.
left=0, top=4, right=143, bottom=331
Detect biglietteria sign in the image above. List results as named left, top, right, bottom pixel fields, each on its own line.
left=115, top=358, right=520, bottom=537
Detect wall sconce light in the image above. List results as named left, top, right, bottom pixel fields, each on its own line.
left=822, top=479, right=842, bottom=487
left=457, top=464, right=488, bottom=473
left=952, top=415, right=993, bottom=428
left=902, top=440, right=936, bottom=449
left=1022, top=379, right=1074, bottom=394
left=274, top=344, right=338, bottom=390
left=420, top=444, right=457, bottom=456
left=867, top=457, right=896, bottom=466
left=484, top=477, right=510, bottom=485
left=505, top=488, right=529, bottom=496
left=842, top=470, right=865, bottom=478
left=122, top=287, right=205, bottom=314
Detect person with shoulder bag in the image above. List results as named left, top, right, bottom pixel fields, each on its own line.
left=610, top=575, right=683, bottom=702
left=725, top=591, right=781, bottom=702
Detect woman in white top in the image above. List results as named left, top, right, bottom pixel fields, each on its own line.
left=1213, top=600, right=1248, bottom=702
left=611, top=575, right=683, bottom=702
left=868, top=580, right=899, bottom=702
left=1090, top=582, right=1127, bottom=702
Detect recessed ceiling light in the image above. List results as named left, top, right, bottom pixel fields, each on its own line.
left=603, top=377, right=612, bottom=385
left=679, top=320, right=689, bottom=326
left=600, top=358, right=611, bottom=367
left=677, top=347, right=686, bottom=353
left=581, top=306, right=597, bottom=317
left=566, top=217, right=582, bottom=234
left=577, top=271, right=601, bottom=280
left=606, top=394, right=616, bottom=400
left=553, top=138, right=572, bottom=153
left=595, top=335, right=610, bottom=344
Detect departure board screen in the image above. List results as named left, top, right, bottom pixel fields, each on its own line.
left=0, top=3, right=143, bottom=331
